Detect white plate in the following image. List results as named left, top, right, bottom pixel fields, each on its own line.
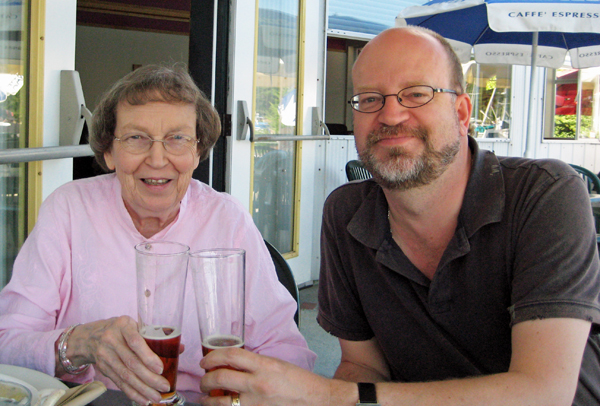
left=0, top=365, right=67, bottom=392
left=0, top=373, right=39, bottom=405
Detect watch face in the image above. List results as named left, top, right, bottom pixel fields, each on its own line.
left=357, top=382, right=379, bottom=405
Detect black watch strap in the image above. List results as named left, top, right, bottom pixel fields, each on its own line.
left=356, top=382, right=381, bottom=405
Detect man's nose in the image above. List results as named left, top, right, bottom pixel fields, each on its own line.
left=377, top=95, right=410, bottom=126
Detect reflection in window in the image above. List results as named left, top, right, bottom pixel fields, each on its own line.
left=327, top=0, right=416, bottom=36
left=252, top=1, right=299, bottom=254
left=0, top=1, right=28, bottom=288
left=464, top=62, right=511, bottom=139
left=544, top=66, right=600, bottom=140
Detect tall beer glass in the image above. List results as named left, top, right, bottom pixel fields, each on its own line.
left=136, top=241, right=190, bottom=406
left=189, top=249, right=245, bottom=397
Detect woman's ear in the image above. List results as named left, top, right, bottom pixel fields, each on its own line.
left=104, top=150, right=115, bottom=171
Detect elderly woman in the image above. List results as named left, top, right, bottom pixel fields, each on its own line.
left=0, top=65, right=315, bottom=405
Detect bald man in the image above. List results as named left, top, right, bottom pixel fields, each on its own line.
left=199, top=26, right=600, bottom=406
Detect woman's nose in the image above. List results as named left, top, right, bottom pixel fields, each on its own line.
left=145, top=140, right=169, bottom=166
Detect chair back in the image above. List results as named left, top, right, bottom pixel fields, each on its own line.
left=569, top=164, right=600, bottom=194
left=569, top=164, right=600, bottom=244
left=345, top=160, right=372, bottom=182
left=264, top=239, right=300, bottom=326
left=325, top=123, right=348, bottom=135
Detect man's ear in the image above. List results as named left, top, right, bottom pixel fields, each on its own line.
left=455, top=93, right=472, bottom=137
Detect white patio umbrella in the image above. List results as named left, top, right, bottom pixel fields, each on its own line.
left=396, top=0, right=600, bottom=157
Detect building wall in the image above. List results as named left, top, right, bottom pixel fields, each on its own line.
left=75, top=26, right=189, bottom=112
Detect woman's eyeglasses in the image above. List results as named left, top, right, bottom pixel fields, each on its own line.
left=114, top=134, right=199, bottom=155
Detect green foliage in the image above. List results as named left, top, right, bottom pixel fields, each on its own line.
left=581, top=115, right=594, bottom=138
left=554, top=115, right=594, bottom=139
left=554, top=115, right=575, bottom=138
left=3, top=93, right=21, bottom=123
left=255, top=87, right=282, bottom=135
left=485, top=75, right=497, bottom=91
left=255, top=86, right=296, bottom=135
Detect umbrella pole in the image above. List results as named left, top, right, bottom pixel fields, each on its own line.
left=524, top=32, right=539, bottom=158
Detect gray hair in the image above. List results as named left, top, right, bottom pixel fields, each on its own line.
left=90, top=64, right=221, bottom=171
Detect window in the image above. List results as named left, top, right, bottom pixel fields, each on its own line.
left=0, top=1, right=28, bottom=288
left=251, top=0, right=300, bottom=254
left=464, top=62, right=512, bottom=139
left=544, top=65, right=600, bottom=140
left=327, top=0, right=426, bottom=36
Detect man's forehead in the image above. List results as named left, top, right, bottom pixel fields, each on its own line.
left=353, top=31, right=449, bottom=90
left=359, top=29, right=442, bottom=63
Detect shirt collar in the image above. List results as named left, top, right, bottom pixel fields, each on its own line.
left=347, top=136, right=505, bottom=249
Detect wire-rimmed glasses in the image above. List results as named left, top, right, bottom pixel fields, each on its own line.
left=348, top=85, right=458, bottom=113
left=114, top=134, right=199, bottom=155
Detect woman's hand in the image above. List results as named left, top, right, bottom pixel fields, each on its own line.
left=199, top=347, right=351, bottom=406
left=55, top=316, right=170, bottom=405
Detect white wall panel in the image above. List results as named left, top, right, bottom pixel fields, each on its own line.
left=42, top=0, right=78, bottom=200
left=324, top=136, right=358, bottom=196
left=311, top=140, right=328, bottom=281
left=476, top=140, right=509, bottom=156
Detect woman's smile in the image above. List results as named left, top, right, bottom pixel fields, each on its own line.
left=141, top=178, right=172, bottom=186
left=104, top=101, right=200, bottom=227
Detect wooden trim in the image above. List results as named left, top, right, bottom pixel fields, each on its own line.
left=290, top=0, right=307, bottom=257
left=76, top=19, right=188, bottom=36
left=249, top=1, right=260, bottom=211
left=77, top=0, right=190, bottom=21
left=27, top=0, right=46, bottom=233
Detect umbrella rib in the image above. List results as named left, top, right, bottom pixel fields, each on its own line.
left=474, top=27, right=489, bottom=46
left=559, top=33, right=567, bottom=49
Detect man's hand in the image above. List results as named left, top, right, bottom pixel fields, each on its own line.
left=200, top=347, right=356, bottom=406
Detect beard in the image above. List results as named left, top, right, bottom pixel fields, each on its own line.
left=358, top=122, right=461, bottom=191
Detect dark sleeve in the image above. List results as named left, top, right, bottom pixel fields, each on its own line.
left=509, top=163, right=600, bottom=326
left=316, top=189, right=375, bottom=341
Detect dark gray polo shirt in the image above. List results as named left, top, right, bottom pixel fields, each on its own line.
left=317, top=138, right=600, bottom=404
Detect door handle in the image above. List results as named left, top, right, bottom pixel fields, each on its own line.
left=236, top=100, right=254, bottom=141
left=237, top=104, right=334, bottom=142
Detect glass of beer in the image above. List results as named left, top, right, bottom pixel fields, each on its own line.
left=189, top=248, right=245, bottom=397
left=135, top=241, right=190, bottom=406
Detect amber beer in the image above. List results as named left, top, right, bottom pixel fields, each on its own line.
left=142, top=326, right=182, bottom=403
left=202, top=335, right=244, bottom=397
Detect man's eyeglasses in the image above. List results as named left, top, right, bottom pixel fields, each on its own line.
left=348, top=85, right=458, bottom=113
left=114, top=134, right=199, bottom=155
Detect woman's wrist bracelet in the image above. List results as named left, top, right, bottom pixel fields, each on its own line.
left=58, top=324, right=91, bottom=375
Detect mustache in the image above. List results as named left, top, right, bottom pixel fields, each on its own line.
left=366, top=124, right=428, bottom=147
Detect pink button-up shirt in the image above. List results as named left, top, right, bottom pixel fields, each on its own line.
left=0, top=174, right=315, bottom=393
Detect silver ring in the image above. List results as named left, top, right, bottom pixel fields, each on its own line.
left=231, top=395, right=241, bottom=406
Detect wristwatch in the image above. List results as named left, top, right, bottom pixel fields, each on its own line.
left=356, top=382, right=381, bottom=406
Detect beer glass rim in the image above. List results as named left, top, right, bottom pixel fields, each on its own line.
left=134, top=241, right=190, bottom=257
left=189, top=248, right=246, bottom=258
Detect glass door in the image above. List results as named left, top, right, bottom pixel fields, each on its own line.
left=251, top=0, right=300, bottom=254
left=0, top=0, right=28, bottom=287
left=227, top=0, right=326, bottom=285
